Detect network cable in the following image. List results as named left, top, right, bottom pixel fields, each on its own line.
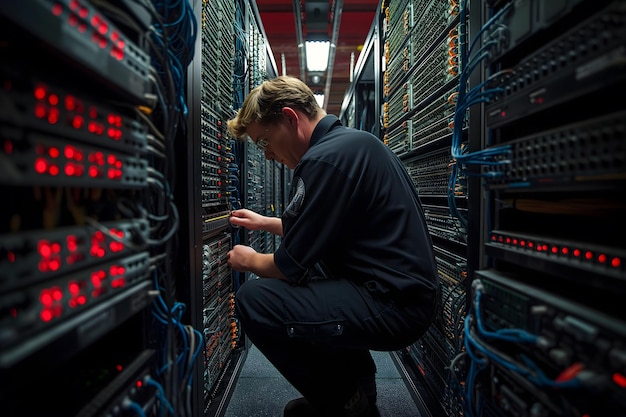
left=448, top=1, right=514, bottom=225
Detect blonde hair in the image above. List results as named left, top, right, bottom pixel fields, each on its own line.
left=227, top=75, right=322, bottom=139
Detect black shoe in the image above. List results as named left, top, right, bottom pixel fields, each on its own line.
left=343, top=387, right=380, bottom=417
left=283, top=397, right=320, bottom=417
left=359, top=375, right=377, bottom=406
left=283, top=389, right=380, bottom=417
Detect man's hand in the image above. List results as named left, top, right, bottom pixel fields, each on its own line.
left=227, top=244, right=257, bottom=272
left=226, top=244, right=288, bottom=280
left=230, top=209, right=265, bottom=230
left=230, top=209, right=284, bottom=236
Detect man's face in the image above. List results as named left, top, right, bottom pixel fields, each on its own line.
left=246, top=116, right=301, bottom=169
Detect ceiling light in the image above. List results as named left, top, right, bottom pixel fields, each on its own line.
left=306, top=40, right=330, bottom=72
left=314, top=93, right=324, bottom=108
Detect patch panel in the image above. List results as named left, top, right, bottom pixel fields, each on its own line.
left=0, top=70, right=148, bottom=155
left=485, top=1, right=626, bottom=127
left=0, top=129, right=148, bottom=188
left=0, top=254, right=151, bottom=366
left=0, top=219, right=149, bottom=292
left=486, top=230, right=625, bottom=287
left=484, top=110, right=626, bottom=189
left=474, top=270, right=626, bottom=415
left=0, top=0, right=151, bottom=106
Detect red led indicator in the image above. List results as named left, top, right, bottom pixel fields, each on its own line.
left=91, top=270, right=106, bottom=287
left=35, top=158, right=48, bottom=174
left=40, top=291, right=53, bottom=306
left=4, top=140, right=13, bottom=154
left=116, top=364, right=123, bottom=372
left=52, top=4, right=63, bottom=16
left=585, top=251, right=593, bottom=260
left=136, top=380, right=143, bottom=388
left=68, top=13, right=78, bottom=27
left=88, top=121, right=104, bottom=135
left=520, top=240, right=526, bottom=247
left=40, top=309, right=54, bottom=322
left=48, top=107, right=60, bottom=124
left=48, top=94, right=59, bottom=106
left=72, top=115, right=84, bottom=129
left=65, top=95, right=76, bottom=111
left=48, top=258, right=61, bottom=271
left=39, top=241, right=52, bottom=257
left=111, top=277, right=126, bottom=288
left=65, top=146, right=76, bottom=159
left=49, top=165, right=60, bottom=176
left=69, top=282, right=80, bottom=295
left=573, top=249, right=581, bottom=257
left=612, top=257, right=621, bottom=268
left=598, top=254, right=607, bottom=263
left=110, top=241, right=124, bottom=252
left=34, top=103, right=47, bottom=118
left=613, top=373, right=626, bottom=388
left=98, top=21, right=109, bottom=35
left=78, top=6, right=89, bottom=19
left=561, top=247, right=569, bottom=255
left=52, top=287, right=63, bottom=301
left=65, top=163, right=76, bottom=176
left=69, top=0, right=78, bottom=11
left=67, top=235, right=78, bottom=252
left=34, top=85, right=46, bottom=100
left=111, top=265, right=126, bottom=275
left=551, top=246, right=558, bottom=254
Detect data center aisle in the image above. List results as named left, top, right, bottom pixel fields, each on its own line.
left=224, top=345, right=422, bottom=417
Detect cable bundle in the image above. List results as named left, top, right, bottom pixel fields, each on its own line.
left=448, top=1, right=514, bottom=225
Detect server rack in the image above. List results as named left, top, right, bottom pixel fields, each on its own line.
left=345, top=1, right=626, bottom=416
left=183, top=0, right=289, bottom=416
left=372, top=1, right=476, bottom=416
left=0, top=1, right=199, bottom=416
left=467, top=1, right=626, bottom=416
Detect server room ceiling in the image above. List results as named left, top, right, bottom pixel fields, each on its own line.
left=255, top=0, right=380, bottom=117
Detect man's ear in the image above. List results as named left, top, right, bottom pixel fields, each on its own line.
left=281, top=107, right=298, bottom=125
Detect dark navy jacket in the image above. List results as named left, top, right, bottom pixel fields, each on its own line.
left=274, top=115, right=438, bottom=296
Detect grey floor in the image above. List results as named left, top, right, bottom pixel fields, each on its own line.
left=224, top=344, right=422, bottom=417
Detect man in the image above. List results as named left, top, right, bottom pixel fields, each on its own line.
left=226, top=75, right=439, bottom=417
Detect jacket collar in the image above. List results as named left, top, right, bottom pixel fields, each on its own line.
left=309, top=115, right=342, bottom=148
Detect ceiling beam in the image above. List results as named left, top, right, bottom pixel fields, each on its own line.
left=292, top=0, right=306, bottom=80
left=323, top=0, right=343, bottom=110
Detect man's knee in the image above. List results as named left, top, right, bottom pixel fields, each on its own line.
left=235, top=278, right=283, bottom=322
left=234, top=278, right=258, bottom=321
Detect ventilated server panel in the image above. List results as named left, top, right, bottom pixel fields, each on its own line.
left=465, top=1, right=626, bottom=416
left=0, top=1, right=181, bottom=415
left=381, top=1, right=470, bottom=416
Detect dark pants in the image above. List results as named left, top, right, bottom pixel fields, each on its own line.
left=234, top=276, right=438, bottom=414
